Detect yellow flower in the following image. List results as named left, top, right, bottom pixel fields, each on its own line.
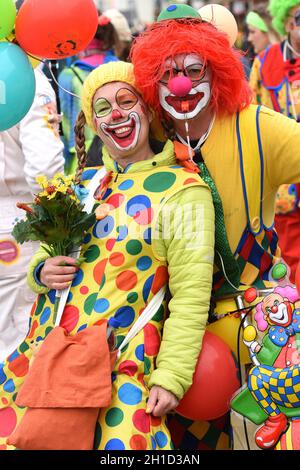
left=39, top=190, right=49, bottom=198
left=55, top=184, right=68, bottom=194
left=36, top=175, right=48, bottom=189
left=46, top=191, right=58, bottom=200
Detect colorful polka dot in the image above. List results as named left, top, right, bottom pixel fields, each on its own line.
left=118, top=383, right=142, bottom=405
left=118, top=179, right=134, bottom=191
left=151, top=415, right=162, bottom=427
left=60, top=305, right=80, bottom=333
left=143, top=275, right=154, bottom=302
left=93, top=259, right=107, bottom=285
left=72, top=268, right=84, bottom=287
left=143, top=228, right=152, bottom=245
left=127, top=292, right=138, bottom=304
left=67, top=291, right=73, bottom=303
left=105, top=438, right=125, bottom=450
left=84, top=245, right=100, bottom=263
left=80, top=286, right=89, bottom=295
left=155, top=431, right=168, bottom=448
left=81, top=168, right=97, bottom=181
left=94, top=298, right=110, bottom=313
left=132, top=409, right=150, bottom=433
left=77, top=324, right=87, bottom=332
left=109, top=252, right=125, bottom=266
left=0, top=407, right=17, bottom=437
left=126, top=195, right=151, bottom=217
left=143, top=172, right=176, bottom=192
left=130, top=434, right=147, bottom=450
left=116, top=225, right=128, bottom=242
left=106, top=193, right=125, bottom=209
left=137, top=256, right=152, bottom=271
left=116, top=270, right=138, bottom=291
left=152, top=266, right=169, bottom=294
left=102, top=187, right=113, bottom=200
left=144, top=356, right=151, bottom=375
left=8, top=354, right=29, bottom=378
left=93, top=422, right=102, bottom=449
left=144, top=324, right=161, bottom=356
left=126, top=240, right=143, bottom=255
left=105, top=407, right=124, bottom=427
left=184, top=177, right=199, bottom=185
left=151, top=436, right=157, bottom=449
left=84, top=293, right=98, bottom=315
left=47, top=289, right=56, bottom=304
left=106, top=238, right=116, bottom=251
left=118, top=360, right=138, bottom=376
left=34, top=295, right=46, bottom=315
left=135, top=344, right=144, bottom=362
left=3, top=379, right=15, bottom=393
left=93, top=216, right=114, bottom=239
left=115, top=306, right=135, bottom=328
left=82, top=233, right=92, bottom=245
left=40, top=307, right=51, bottom=325
left=152, top=304, right=165, bottom=322
left=134, top=207, right=154, bottom=225
left=0, top=367, right=7, bottom=385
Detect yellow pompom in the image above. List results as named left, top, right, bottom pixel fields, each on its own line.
left=243, top=325, right=257, bottom=342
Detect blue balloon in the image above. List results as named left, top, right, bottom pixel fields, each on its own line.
left=0, top=42, right=36, bottom=131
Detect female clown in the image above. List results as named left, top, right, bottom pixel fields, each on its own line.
left=0, top=62, right=214, bottom=450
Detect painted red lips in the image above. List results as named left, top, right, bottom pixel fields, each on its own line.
left=165, top=91, right=204, bottom=113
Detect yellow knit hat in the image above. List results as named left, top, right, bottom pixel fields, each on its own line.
left=81, top=61, right=137, bottom=130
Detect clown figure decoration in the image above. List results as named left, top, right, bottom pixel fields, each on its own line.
left=232, top=286, right=300, bottom=450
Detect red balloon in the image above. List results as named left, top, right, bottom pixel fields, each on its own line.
left=15, top=0, right=98, bottom=59
left=176, top=331, right=240, bottom=421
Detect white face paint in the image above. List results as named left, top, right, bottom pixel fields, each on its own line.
left=268, top=302, right=290, bottom=325
left=158, top=53, right=211, bottom=120
left=100, top=112, right=141, bottom=152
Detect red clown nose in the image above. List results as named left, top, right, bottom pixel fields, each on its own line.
left=168, top=76, right=193, bottom=97
left=111, top=109, right=123, bottom=120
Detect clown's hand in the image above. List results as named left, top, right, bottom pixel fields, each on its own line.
left=146, top=386, right=179, bottom=417
left=243, top=325, right=261, bottom=353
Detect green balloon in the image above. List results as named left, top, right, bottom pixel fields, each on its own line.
left=0, top=0, right=16, bottom=40
left=272, top=262, right=287, bottom=281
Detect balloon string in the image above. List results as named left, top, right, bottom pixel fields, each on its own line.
left=26, top=49, right=81, bottom=100
left=44, top=60, right=81, bottom=99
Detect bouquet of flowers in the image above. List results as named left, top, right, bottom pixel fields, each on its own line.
left=12, top=173, right=95, bottom=259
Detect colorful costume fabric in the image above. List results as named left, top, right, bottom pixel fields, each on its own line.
left=0, top=142, right=214, bottom=450
left=249, top=41, right=300, bottom=283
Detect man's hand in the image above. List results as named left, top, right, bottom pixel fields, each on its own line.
left=40, top=256, right=79, bottom=290
left=146, top=385, right=179, bottom=417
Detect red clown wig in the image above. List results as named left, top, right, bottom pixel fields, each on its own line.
left=131, top=19, right=252, bottom=118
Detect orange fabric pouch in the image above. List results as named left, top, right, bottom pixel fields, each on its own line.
left=7, top=322, right=117, bottom=450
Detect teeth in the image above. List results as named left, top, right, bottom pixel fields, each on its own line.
left=114, top=127, right=131, bottom=134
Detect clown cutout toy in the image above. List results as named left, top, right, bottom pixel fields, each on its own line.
left=232, top=279, right=300, bottom=450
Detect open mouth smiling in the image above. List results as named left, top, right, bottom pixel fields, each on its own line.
left=101, top=115, right=138, bottom=149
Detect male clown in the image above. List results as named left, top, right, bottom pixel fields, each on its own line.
left=131, top=3, right=300, bottom=450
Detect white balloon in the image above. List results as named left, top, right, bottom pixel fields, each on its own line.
left=198, top=3, right=238, bottom=47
